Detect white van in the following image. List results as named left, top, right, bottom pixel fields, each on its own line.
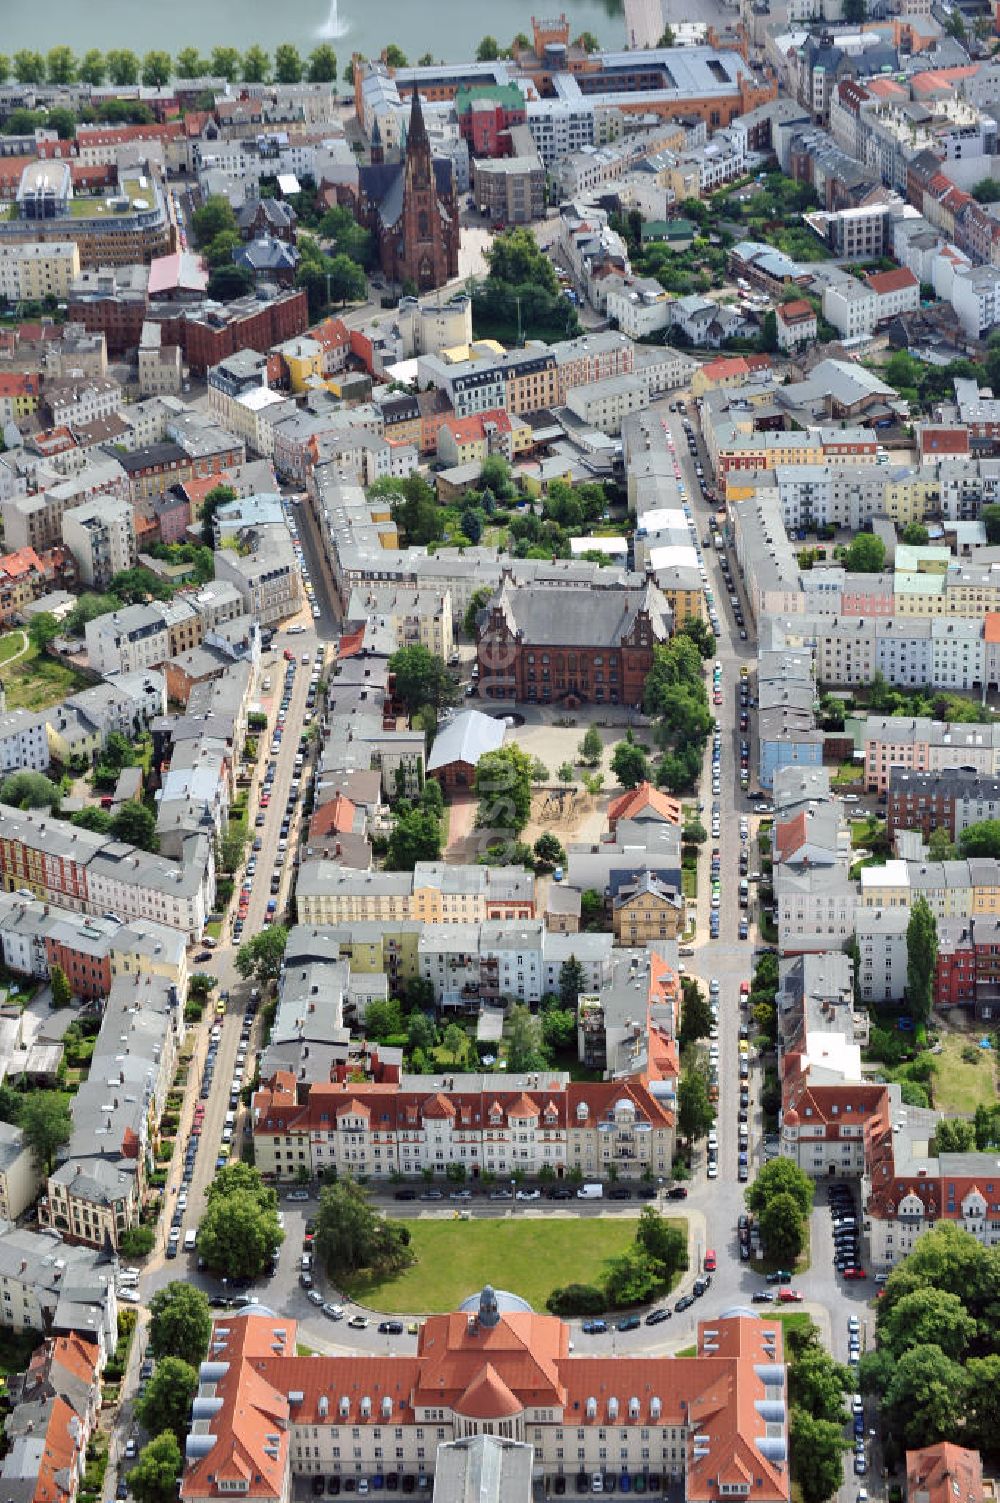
left=184, top=1229, right=197, bottom=1252
left=224, top=1111, right=236, bottom=1130
left=577, top=1183, right=603, bottom=1199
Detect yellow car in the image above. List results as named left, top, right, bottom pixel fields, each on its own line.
left=215, top=999, right=226, bottom=1016
left=738, top=1040, right=749, bottom=1055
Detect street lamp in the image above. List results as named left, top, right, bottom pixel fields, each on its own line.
left=510, top=1177, right=516, bottom=1213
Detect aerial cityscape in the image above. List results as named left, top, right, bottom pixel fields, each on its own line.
left=0, top=5, right=995, bottom=1503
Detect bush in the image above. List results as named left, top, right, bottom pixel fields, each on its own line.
left=120, top=1225, right=155, bottom=1258
left=546, top=1282, right=606, bottom=1316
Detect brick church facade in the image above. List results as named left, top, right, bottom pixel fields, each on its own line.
left=356, top=89, right=459, bottom=292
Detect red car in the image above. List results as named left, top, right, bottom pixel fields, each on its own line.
left=260, top=794, right=270, bottom=808
left=778, top=1288, right=803, bottom=1303
left=740, top=981, right=750, bottom=996
left=843, top=1267, right=868, bottom=1280
left=704, top=1249, right=716, bottom=1272
left=284, top=649, right=294, bottom=661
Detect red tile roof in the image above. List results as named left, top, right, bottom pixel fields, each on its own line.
left=906, top=1443, right=983, bottom=1503
left=309, top=794, right=357, bottom=840
left=776, top=299, right=815, bottom=324
left=864, top=266, right=918, bottom=295
left=607, top=781, right=682, bottom=831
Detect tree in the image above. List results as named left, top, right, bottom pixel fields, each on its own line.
left=129, top=1432, right=183, bottom=1503
left=175, top=47, right=207, bottom=78
left=683, top=819, right=707, bottom=845
left=50, top=964, right=72, bottom=1010
left=106, top=49, right=140, bottom=84
left=141, top=51, right=172, bottom=86
left=407, top=1012, right=438, bottom=1055
left=758, top=1192, right=805, bottom=1266
left=0, top=772, right=60, bottom=810
left=788, top=1336, right=851, bottom=1423
left=746, top=1157, right=814, bottom=1219
left=678, top=977, right=713, bottom=1048
left=110, top=802, right=157, bottom=851
left=761, top=309, right=778, bottom=353
left=966, top=1354, right=1000, bottom=1451
left=464, top=586, right=493, bottom=637
left=934, top=1117, right=976, bottom=1153
left=575, top=30, right=601, bottom=51
left=506, top=1005, right=548, bottom=1071
left=557, top=955, right=587, bottom=1008
left=927, top=826, right=954, bottom=861
left=983, top=503, right=1000, bottom=545
left=235, top=926, right=288, bottom=983
left=198, top=1189, right=283, bottom=1277
left=386, top=803, right=442, bottom=870
left=13, top=50, right=46, bottom=83
left=20, top=1092, right=71, bottom=1175
left=365, top=999, right=404, bottom=1043
left=210, top=46, right=242, bottom=80
left=388, top=644, right=456, bottom=713
left=315, top=1177, right=413, bottom=1276
left=476, top=36, right=500, bottom=60
left=884, top=1345, right=970, bottom=1448
left=603, top=1245, right=663, bottom=1307
left=880, top=1286, right=976, bottom=1362
left=136, top=1356, right=198, bottom=1443
left=906, top=894, right=937, bottom=1026
left=0, top=1083, right=23, bottom=1124
left=192, top=195, right=238, bottom=249
left=658, top=25, right=676, bottom=44
left=958, top=819, right=1000, bottom=858
left=611, top=740, right=650, bottom=789
left=677, top=1063, right=714, bottom=1145
left=578, top=726, right=602, bottom=766
left=78, top=50, right=106, bottom=84
left=71, top=806, right=112, bottom=834
left=475, top=745, right=534, bottom=835
left=383, top=473, right=443, bottom=548
left=46, top=46, right=77, bottom=84
left=541, top=1006, right=576, bottom=1052
left=199, top=483, right=235, bottom=547
left=533, top=833, right=566, bottom=873
left=635, top=1207, right=688, bottom=1282
left=842, top=0, right=867, bottom=20
left=274, top=43, right=304, bottom=83
left=902, top=521, right=930, bottom=545
left=324, top=251, right=367, bottom=306
left=843, top=532, right=886, bottom=573
left=383, top=44, right=408, bottom=67
left=148, top=1282, right=213, bottom=1367
left=679, top=617, right=715, bottom=659
left=242, top=45, right=270, bottom=82
left=307, top=44, right=339, bottom=81
left=789, top=1411, right=846, bottom=1503
left=485, top=228, right=559, bottom=296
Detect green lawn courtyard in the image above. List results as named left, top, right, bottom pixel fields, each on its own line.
left=930, top=1032, right=998, bottom=1114
left=341, top=1215, right=679, bottom=1314
left=0, top=636, right=92, bottom=712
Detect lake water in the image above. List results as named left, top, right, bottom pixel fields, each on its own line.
left=4, top=0, right=626, bottom=71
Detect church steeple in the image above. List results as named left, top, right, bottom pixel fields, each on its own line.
left=370, top=114, right=383, bottom=166
left=407, top=86, right=428, bottom=150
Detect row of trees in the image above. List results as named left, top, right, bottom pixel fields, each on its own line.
left=547, top=1206, right=687, bottom=1313
left=0, top=44, right=341, bottom=89
left=861, top=1223, right=1000, bottom=1463
left=126, top=1285, right=214, bottom=1503
left=641, top=623, right=714, bottom=793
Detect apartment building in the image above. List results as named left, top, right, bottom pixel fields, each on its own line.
left=863, top=716, right=1000, bottom=793
left=344, top=586, right=454, bottom=659
left=822, top=278, right=877, bottom=338
left=61, top=496, right=136, bottom=590
left=253, top=1068, right=674, bottom=1184
left=296, top=863, right=535, bottom=929
left=0, top=241, right=80, bottom=303
left=180, top=1304, right=789, bottom=1501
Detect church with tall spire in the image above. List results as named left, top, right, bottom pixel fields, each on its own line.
left=356, top=89, right=459, bottom=292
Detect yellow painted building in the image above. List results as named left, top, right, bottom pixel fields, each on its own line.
left=281, top=336, right=325, bottom=393
left=612, top=874, right=685, bottom=945
left=882, top=473, right=940, bottom=525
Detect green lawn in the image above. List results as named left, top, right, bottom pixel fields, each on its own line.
left=341, top=1216, right=666, bottom=1314
left=0, top=643, right=92, bottom=712
left=930, top=1033, right=998, bottom=1114
left=0, top=631, right=25, bottom=666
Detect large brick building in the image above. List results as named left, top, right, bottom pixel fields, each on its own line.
left=356, top=89, right=459, bottom=292
left=476, top=573, right=672, bottom=707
